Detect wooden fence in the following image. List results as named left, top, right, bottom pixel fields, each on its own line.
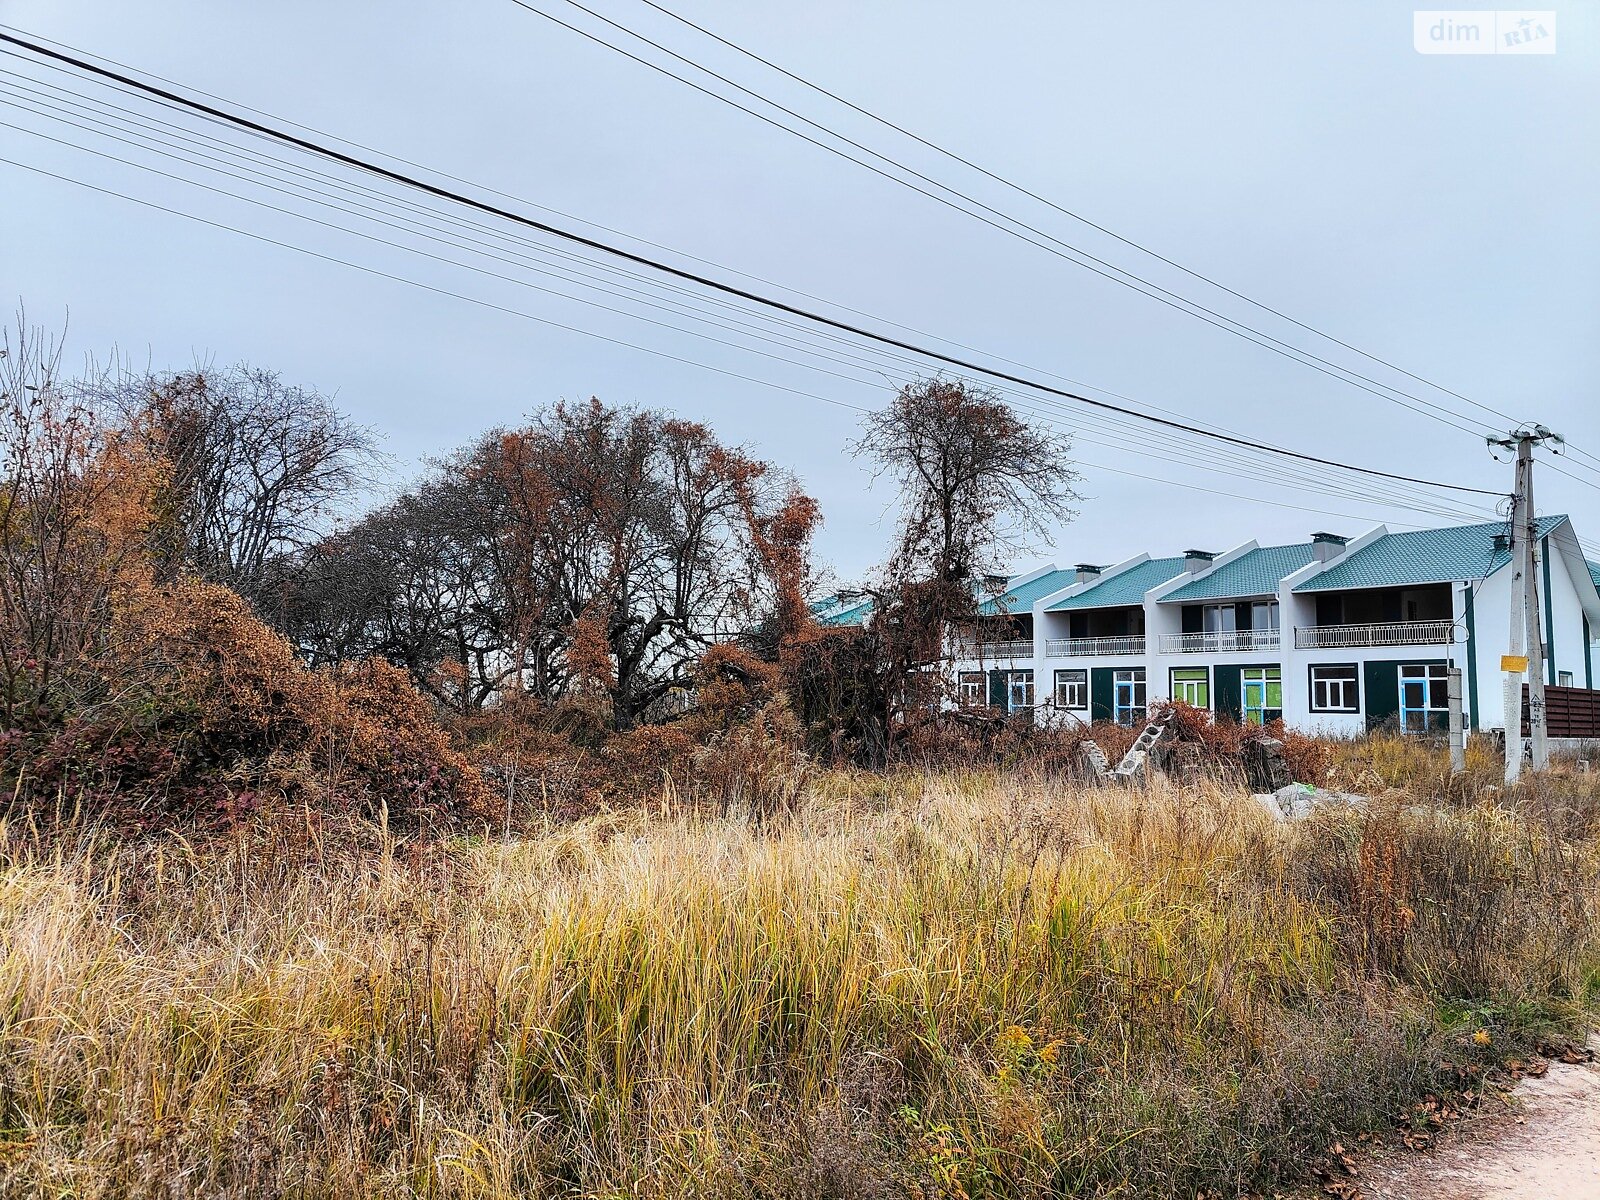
left=1521, top=684, right=1600, bottom=739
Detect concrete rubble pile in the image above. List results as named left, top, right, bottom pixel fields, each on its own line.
left=1077, top=727, right=1368, bottom=820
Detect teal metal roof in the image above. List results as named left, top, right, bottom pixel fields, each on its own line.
left=1589, top=560, right=1600, bottom=591
left=811, top=593, right=873, bottom=626
left=976, top=568, right=1076, bottom=616
left=1293, top=517, right=1566, bottom=593
left=1046, top=556, right=1186, bottom=611
left=1161, top=543, right=1317, bottom=603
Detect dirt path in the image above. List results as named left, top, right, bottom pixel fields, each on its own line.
left=1351, top=1037, right=1600, bottom=1200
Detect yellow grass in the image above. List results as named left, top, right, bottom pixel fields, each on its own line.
left=1, top=769, right=1596, bottom=1198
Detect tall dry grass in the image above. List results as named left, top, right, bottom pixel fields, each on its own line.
left=1, top=769, right=1596, bottom=1198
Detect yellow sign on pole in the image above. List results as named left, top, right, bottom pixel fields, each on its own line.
left=1501, top=654, right=1530, bottom=674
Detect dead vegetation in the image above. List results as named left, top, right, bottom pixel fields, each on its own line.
left=1, top=765, right=1597, bottom=1198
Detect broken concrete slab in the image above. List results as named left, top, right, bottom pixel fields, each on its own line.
left=1242, top=736, right=1293, bottom=791
left=1252, top=782, right=1369, bottom=821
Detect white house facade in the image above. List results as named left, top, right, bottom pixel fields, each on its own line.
left=835, top=516, right=1600, bottom=734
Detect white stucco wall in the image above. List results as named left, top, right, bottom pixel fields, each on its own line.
left=946, top=525, right=1600, bottom=736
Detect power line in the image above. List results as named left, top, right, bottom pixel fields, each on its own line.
left=0, top=30, right=1505, bottom=501
left=0, top=85, right=1501, bottom=528
left=0, top=149, right=1497, bottom=537
left=12, top=21, right=1594, bottom=495
left=573, top=2, right=1600, bottom=496
left=11, top=27, right=1585, bottom=486
left=633, top=0, right=1527, bottom=432
left=502, top=0, right=1500, bottom=443
left=7, top=52, right=1423, bottom=494
left=0, top=153, right=875, bottom=412
left=632, top=3, right=1600, bottom=483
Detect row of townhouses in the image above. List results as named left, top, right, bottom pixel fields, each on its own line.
left=816, top=517, right=1600, bottom=734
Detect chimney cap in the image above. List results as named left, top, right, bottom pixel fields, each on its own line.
left=1183, top=549, right=1216, bottom=561
left=1073, top=562, right=1105, bottom=573
left=1310, top=531, right=1348, bottom=545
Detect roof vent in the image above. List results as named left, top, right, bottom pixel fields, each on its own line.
left=981, top=573, right=1009, bottom=594
left=1183, top=549, right=1216, bottom=574
left=1492, top=532, right=1511, bottom=553
left=1310, top=531, right=1348, bottom=563
left=1074, top=562, right=1104, bottom=585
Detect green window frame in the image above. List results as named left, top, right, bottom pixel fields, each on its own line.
left=1241, top=666, right=1282, bottom=725
left=1169, top=667, right=1209, bottom=709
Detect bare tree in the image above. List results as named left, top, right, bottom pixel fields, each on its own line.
left=93, top=364, right=378, bottom=609
left=785, top=378, right=1080, bottom=764
left=855, top=377, right=1080, bottom=590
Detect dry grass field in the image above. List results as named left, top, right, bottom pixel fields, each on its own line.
left=2, top=756, right=1598, bottom=1198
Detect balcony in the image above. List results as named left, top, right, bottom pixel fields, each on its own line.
left=954, top=638, right=1034, bottom=660
left=1295, top=620, right=1455, bottom=649
left=1159, top=629, right=1282, bottom=654
left=1045, top=635, right=1145, bottom=657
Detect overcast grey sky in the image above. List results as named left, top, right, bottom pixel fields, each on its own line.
left=3, top=1, right=1596, bottom=582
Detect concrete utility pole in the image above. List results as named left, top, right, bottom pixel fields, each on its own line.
left=1447, top=666, right=1465, bottom=775
left=1490, top=426, right=1562, bottom=781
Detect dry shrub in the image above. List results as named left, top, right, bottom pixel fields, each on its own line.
left=1154, top=700, right=1333, bottom=785
left=1268, top=720, right=1336, bottom=784
left=453, top=645, right=809, bottom=824
left=689, top=698, right=811, bottom=820
left=1290, top=793, right=1600, bottom=1000
left=7, top=578, right=490, bottom=831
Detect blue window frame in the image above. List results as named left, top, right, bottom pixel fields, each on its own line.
left=1399, top=663, right=1449, bottom=733
left=1113, top=668, right=1146, bottom=726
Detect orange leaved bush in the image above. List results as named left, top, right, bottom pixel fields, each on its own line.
left=13, top=577, right=491, bottom=831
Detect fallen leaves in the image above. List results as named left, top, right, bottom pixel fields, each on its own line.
left=1312, top=1140, right=1363, bottom=1198
left=1538, top=1040, right=1597, bottom=1066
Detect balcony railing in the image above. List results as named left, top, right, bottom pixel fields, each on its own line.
left=1295, top=620, right=1455, bottom=649
left=1158, top=629, right=1281, bottom=654
left=954, top=638, right=1035, bottom=660
left=1045, top=635, right=1145, bottom=657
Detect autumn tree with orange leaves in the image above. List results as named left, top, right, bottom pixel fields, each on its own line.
left=0, top=322, right=163, bottom=727
left=285, top=397, right=816, bottom=729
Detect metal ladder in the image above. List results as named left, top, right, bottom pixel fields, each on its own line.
left=1110, top=709, right=1173, bottom=781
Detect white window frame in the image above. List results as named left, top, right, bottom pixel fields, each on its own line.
left=958, top=671, right=985, bottom=708
left=1558, top=670, right=1574, bottom=688
left=1398, top=663, right=1449, bottom=733
left=1309, top=663, right=1360, bottom=713
left=1053, top=668, right=1088, bottom=710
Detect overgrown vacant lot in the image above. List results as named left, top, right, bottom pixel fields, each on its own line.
left=2, top=768, right=1598, bottom=1198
